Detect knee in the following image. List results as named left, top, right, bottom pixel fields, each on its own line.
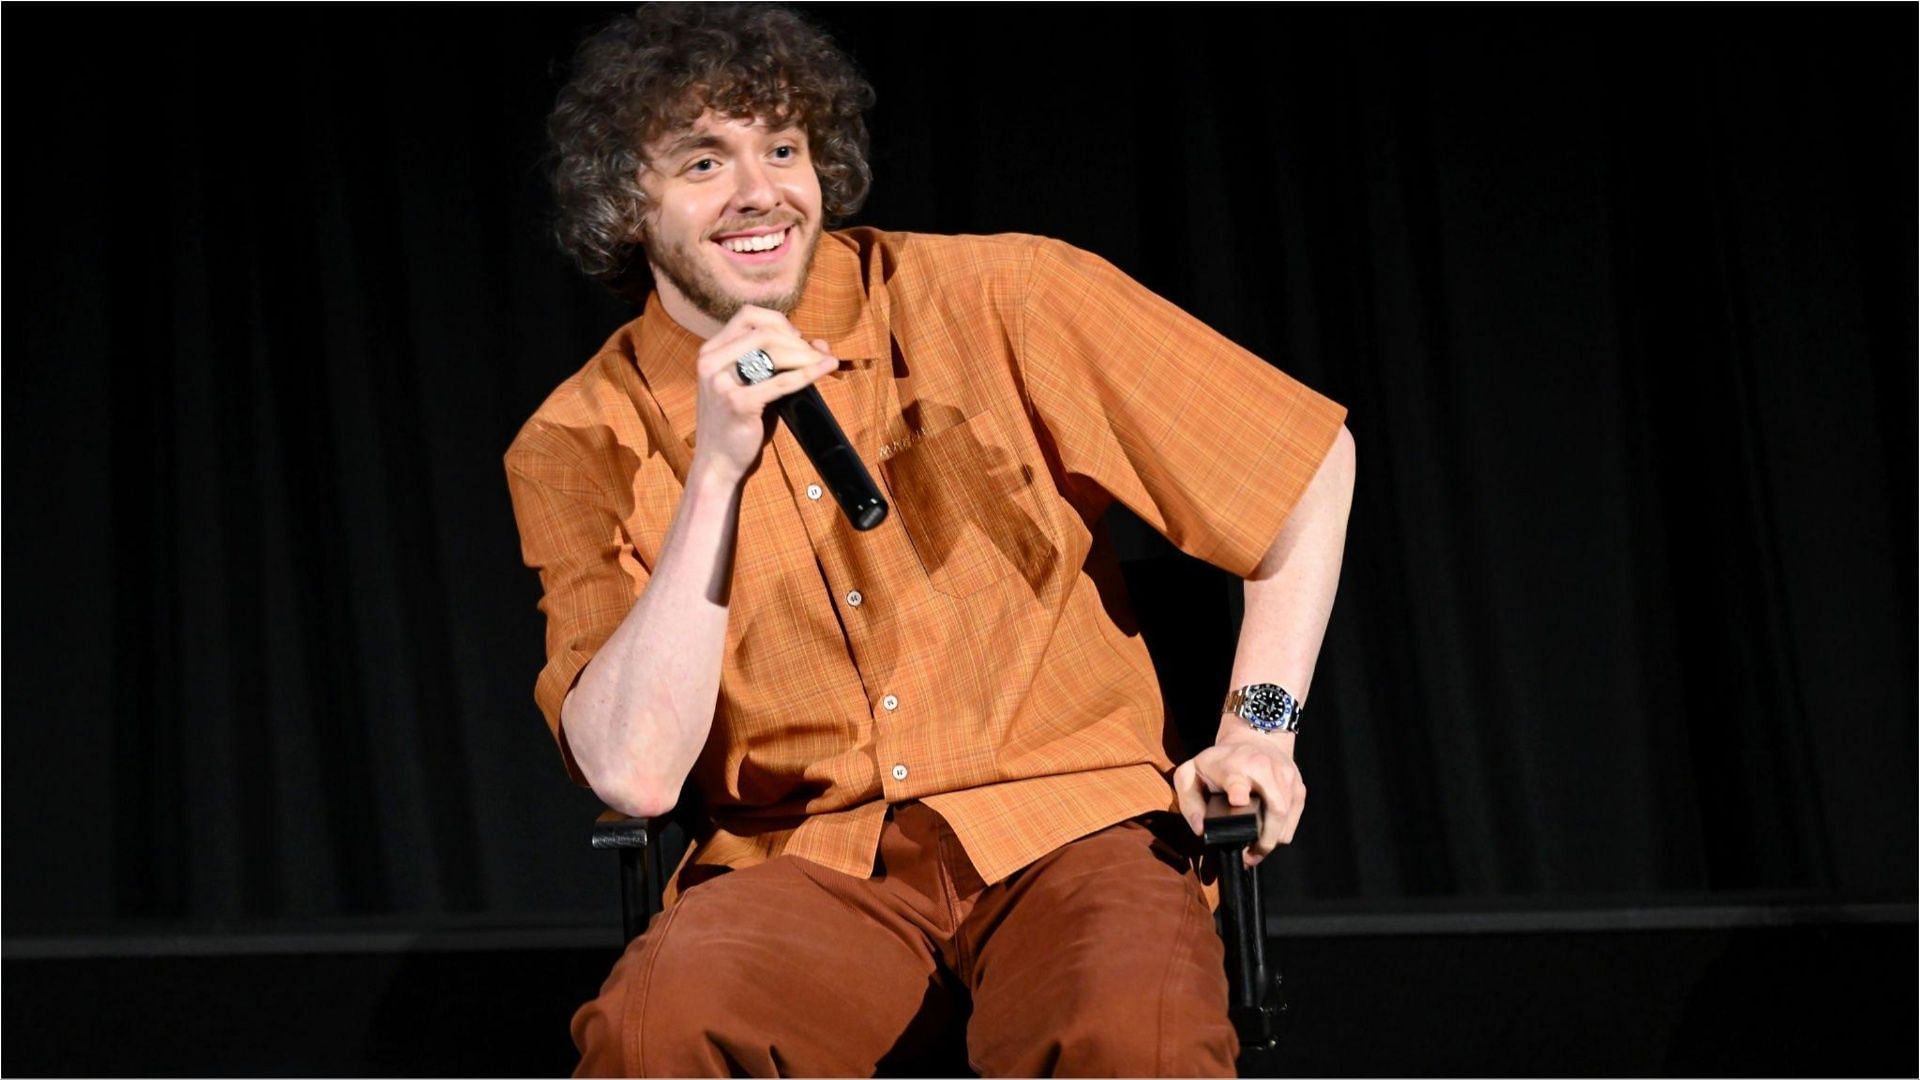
left=1051, top=1016, right=1162, bottom=1075
left=1029, top=961, right=1238, bottom=1077
left=572, top=909, right=762, bottom=1076
left=1051, top=1015, right=1237, bottom=1077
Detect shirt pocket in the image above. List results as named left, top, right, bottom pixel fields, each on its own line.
left=879, top=407, right=1056, bottom=599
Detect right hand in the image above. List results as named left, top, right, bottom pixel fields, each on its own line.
left=690, top=305, right=840, bottom=484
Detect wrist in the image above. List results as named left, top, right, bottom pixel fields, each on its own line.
left=689, top=452, right=748, bottom=492
left=1220, top=681, right=1304, bottom=736
left=1215, top=718, right=1296, bottom=751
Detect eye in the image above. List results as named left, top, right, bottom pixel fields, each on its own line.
left=772, top=145, right=798, bottom=161
left=687, top=157, right=718, bottom=174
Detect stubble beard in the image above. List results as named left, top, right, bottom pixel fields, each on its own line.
left=645, top=220, right=822, bottom=325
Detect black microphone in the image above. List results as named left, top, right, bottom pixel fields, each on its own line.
left=772, top=384, right=889, bottom=531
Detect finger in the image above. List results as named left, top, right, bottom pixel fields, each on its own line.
left=709, top=364, right=746, bottom=396
left=1244, top=781, right=1279, bottom=869
left=1218, top=765, right=1282, bottom=869
left=699, top=319, right=809, bottom=376
left=710, top=340, right=827, bottom=394
left=1264, top=773, right=1298, bottom=865
left=1190, top=755, right=1250, bottom=810
left=697, top=322, right=766, bottom=375
left=1171, top=760, right=1206, bottom=835
left=738, top=311, right=809, bottom=359
left=1193, top=759, right=1273, bottom=870
left=1246, top=789, right=1278, bottom=869
left=1251, top=774, right=1307, bottom=868
left=762, top=341, right=830, bottom=373
left=723, top=304, right=798, bottom=339
left=742, top=356, right=838, bottom=403
left=706, top=365, right=773, bottom=419
left=1278, top=780, right=1307, bottom=846
left=1190, top=760, right=1267, bottom=868
left=704, top=352, right=824, bottom=404
left=809, top=339, right=843, bottom=373
left=704, top=335, right=810, bottom=382
left=1221, top=772, right=1255, bottom=808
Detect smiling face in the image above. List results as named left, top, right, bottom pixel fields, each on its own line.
left=636, top=111, right=825, bottom=338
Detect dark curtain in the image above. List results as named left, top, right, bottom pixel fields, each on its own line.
left=5, top=5, right=1912, bottom=930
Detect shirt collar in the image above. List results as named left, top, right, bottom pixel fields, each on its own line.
left=629, top=231, right=889, bottom=449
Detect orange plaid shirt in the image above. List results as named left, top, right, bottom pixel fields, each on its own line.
left=505, top=229, right=1347, bottom=912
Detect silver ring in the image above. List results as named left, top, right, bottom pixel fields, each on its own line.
left=734, top=348, right=775, bottom=386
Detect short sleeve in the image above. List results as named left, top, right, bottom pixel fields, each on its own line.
left=1019, top=239, right=1349, bottom=578
left=504, top=425, right=650, bottom=787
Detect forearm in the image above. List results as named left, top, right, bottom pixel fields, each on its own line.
left=1217, top=425, right=1356, bottom=748
left=560, top=456, right=745, bottom=817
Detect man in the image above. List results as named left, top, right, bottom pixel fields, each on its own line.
left=507, top=4, right=1355, bottom=1075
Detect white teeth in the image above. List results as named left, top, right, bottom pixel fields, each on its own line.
left=722, top=229, right=786, bottom=253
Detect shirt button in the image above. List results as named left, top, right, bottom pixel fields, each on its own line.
left=847, top=589, right=863, bottom=607
left=891, top=764, right=909, bottom=781
left=882, top=694, right=899, bottom=711
left=806, top=484, right=823, bottom=500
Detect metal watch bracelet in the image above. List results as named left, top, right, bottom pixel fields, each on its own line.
left=1223, top=683, right=1303, bottom=734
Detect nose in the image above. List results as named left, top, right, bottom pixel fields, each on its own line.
left=729, top=155, right=778, bottom=213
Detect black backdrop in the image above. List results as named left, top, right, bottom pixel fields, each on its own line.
left=4, top=4, right=1913, bottom=933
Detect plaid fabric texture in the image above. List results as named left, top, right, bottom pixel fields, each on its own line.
left=505, top=229, right=1348, bottom=912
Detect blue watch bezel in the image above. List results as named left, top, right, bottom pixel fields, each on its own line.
left=1231, top=683, right=1302, bottom=733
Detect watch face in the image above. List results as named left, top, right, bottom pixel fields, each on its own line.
left=1243, top=685, right=1298, bottom=732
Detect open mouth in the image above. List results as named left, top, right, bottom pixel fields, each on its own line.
left=714, top=226, right=792, bottom=264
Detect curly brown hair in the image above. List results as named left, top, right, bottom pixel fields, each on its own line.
left=547, top=3, right=876, bottom=301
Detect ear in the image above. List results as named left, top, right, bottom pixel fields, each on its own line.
left=626, top=194, right=654, bottom=247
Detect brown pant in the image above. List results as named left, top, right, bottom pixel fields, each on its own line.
left=571, top=800, right=1238, bottom=1077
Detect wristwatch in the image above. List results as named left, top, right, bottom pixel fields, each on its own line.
left=1222, top=683, right=1304, bottom=734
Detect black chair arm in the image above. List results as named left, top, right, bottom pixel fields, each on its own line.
left=592, top=809, right=675, bottom=944
left=1197, top=791, right=1285, bottom=1053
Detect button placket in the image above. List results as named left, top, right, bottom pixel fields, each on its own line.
left=877, top=692, right=905, bottom=790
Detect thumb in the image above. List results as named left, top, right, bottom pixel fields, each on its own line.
left=1172, top=761, right=1206, bottom=835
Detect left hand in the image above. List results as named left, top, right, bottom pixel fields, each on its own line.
left=1172, top=729, right=1306, bottom=870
